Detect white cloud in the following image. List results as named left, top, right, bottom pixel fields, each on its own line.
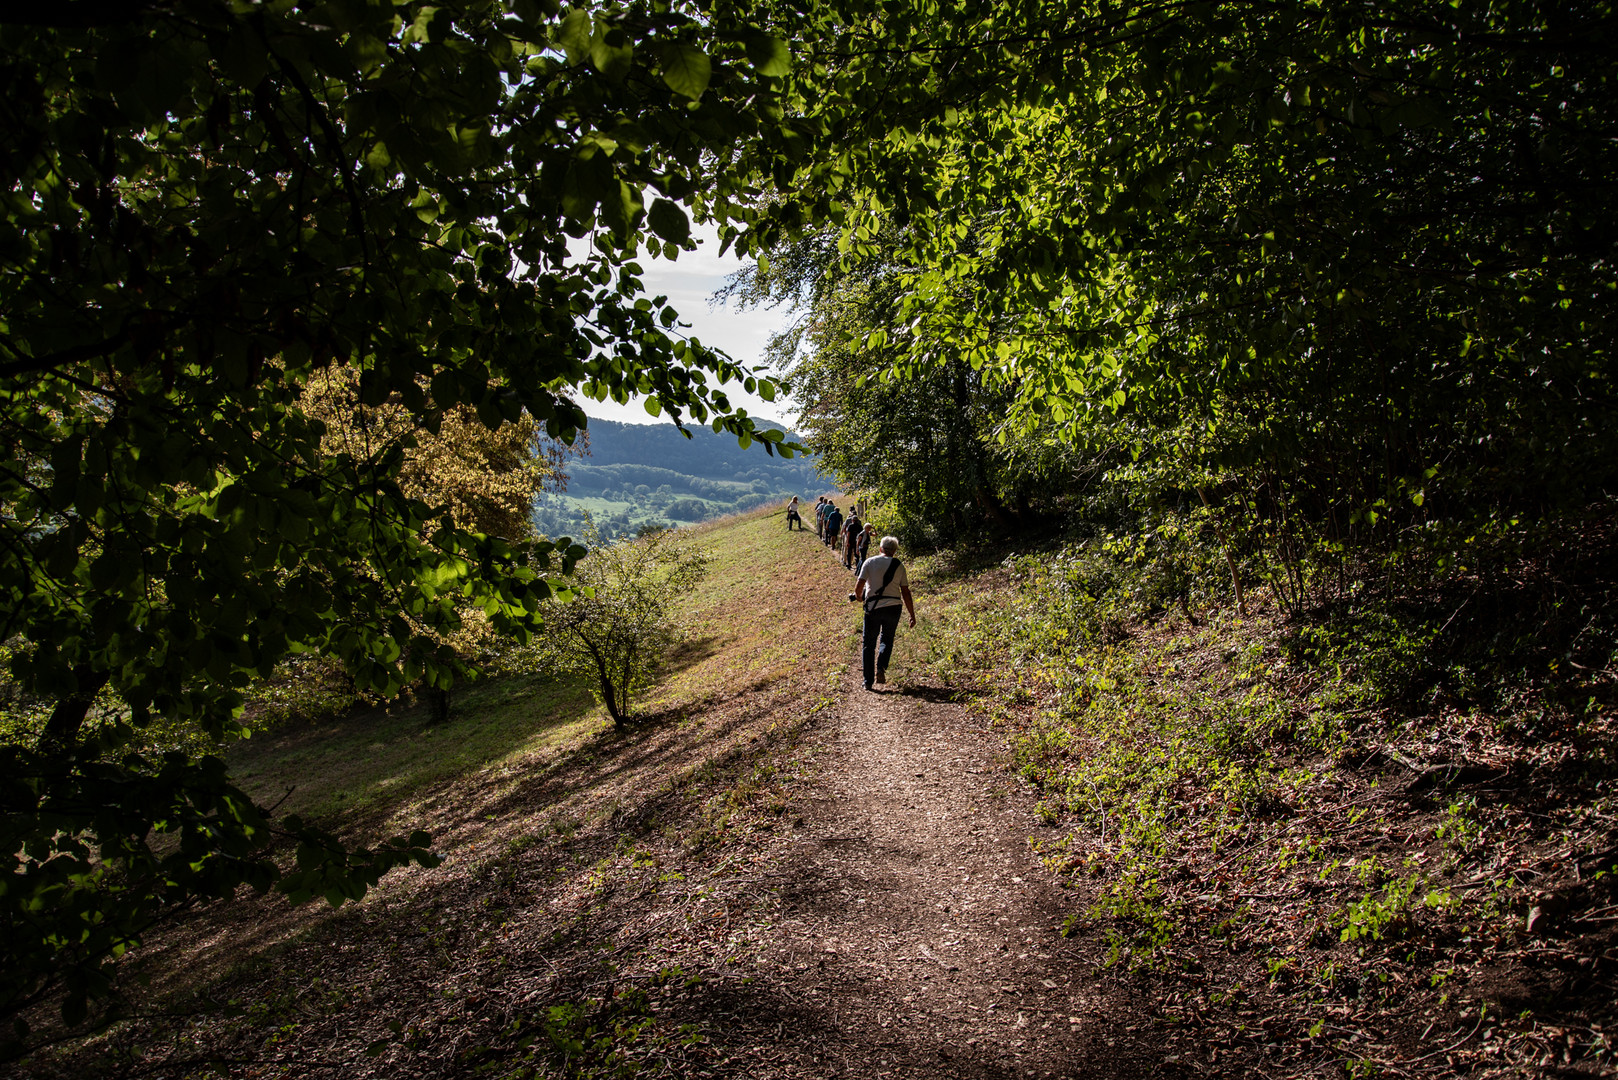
left=574, top=221, right=800, bottom=428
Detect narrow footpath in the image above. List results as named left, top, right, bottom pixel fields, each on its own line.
left=735, top=634, right=1169, bottom=1078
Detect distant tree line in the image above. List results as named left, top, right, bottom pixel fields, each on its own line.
left=576, top=418, right=819, bottom=475
left=566, top=462, right=764, bottom=497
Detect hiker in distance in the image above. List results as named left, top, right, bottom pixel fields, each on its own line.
left=851, top=535, right=915, bottom=691
left=786, top=496, right=804, bottom=531
left=840, top=505, right=864, bottom=569
left=815, top=496, right=829, bottom=540
left=824, top=502, right=844, bottom=552
left=854, top=522, right=875, bottom=573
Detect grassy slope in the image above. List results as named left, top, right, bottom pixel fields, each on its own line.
left=28, top=504, right=857, bottom=1078
left=899, top=547, right=1618, bottom=1077
left=228, top=677, right=600, bottom=824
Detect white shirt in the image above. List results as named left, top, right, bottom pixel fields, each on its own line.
left=856, top=555, right=908, bottom=610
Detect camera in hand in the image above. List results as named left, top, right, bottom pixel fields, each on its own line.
left=847, top=592, right=858, bottom=603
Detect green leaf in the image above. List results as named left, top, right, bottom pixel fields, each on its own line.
left=562, top=151, right=615, bottom=220
left=659, top=42, right=711, bottom=99
left=589, top=23, right=634, bottom=81
left=744, top=31, right=791, bottom=78
left=556, top=9, right=591, bottom=65
left=599, top=179, right=643, bottom=240
left=647, top=198, right=691, bottom=244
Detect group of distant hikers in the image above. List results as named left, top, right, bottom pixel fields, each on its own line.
left=785, top=495, right=916, bottom=693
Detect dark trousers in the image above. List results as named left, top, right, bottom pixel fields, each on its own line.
left=862, top=605, right=902, bottom=687
left=787, top=511, right=802, bottom=530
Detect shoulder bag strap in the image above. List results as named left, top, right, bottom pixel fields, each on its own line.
left=864, top=558, right=903, bottom=613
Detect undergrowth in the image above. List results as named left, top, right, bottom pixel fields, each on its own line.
left=910, top=536, right=1618, bottom=1076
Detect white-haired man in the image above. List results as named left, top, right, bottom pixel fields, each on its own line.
left=852, top=535, right=915, bottom=691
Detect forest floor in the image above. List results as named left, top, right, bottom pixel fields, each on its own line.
left=19, top=505, right=1618, bottom=1079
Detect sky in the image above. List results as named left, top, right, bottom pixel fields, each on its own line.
left=577, top=221, right=802, bottom=429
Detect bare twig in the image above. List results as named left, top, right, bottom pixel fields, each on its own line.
left=1403, top=1012, right=1487, bottom=1064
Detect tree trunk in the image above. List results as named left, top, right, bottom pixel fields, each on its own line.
left=427, top=685, right=452, bottom=725
left=603, top=679, right=625, bottom=727
left=37, top=668, right=109, bottom=753
left=580, top=634, right=627, bottom=728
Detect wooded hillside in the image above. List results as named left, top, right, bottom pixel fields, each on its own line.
left=534, top=419, right=829, bottom=538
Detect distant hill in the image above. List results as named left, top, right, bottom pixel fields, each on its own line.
left=533, top=418, right=832, bottom=540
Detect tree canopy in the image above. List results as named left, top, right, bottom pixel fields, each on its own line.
left=0, top=0, right=801, bottom=1040
left=745, top=0, right=1616, bottom=577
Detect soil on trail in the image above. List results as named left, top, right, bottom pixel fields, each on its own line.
left=730, top=647, right=1166, bottom=1078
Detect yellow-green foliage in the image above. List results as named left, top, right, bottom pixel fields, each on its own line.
left=523, top=523, right=710, bottom=726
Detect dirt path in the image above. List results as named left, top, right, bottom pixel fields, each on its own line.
left=734, top=646, right=1167, bottom=1078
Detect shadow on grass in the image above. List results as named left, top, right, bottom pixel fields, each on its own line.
left=916, top=545, right=1008, bottom=584
left=656, top=632, right=724, bottom=678
left=133, top=650, right=776, bottom=957
left=227, top=672, right=603, bottom=825
left=124, top=653, right=816, bottom=1025
left=230, top=628, right=757, bottom=850
left=896, top=683, right=962, bottom=705
left=484, top=664, right=794, bottom=830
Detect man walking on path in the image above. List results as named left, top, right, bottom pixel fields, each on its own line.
left=814, top=497, right=828, bottom=540
left=840, top=508, right=863, bottom=568
left=786, top=496, right=804, bottom=531
left=854, top=522, right=875, bottom=573
left=824, top=504, right=844, bottom=552
left=853, top=536, right=915, bottom=691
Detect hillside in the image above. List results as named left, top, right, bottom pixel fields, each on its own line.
left=899, top=546, right=1618, bottom=1078
left=22, top=505, right=863, bottom=1077
left=20, top=505, right=1617, bottom=1080
left=535, top=418, right=831, bottom=539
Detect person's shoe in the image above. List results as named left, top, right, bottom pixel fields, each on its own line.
left=875, top=670, right=887, bottom=685
left=864, top=682, right=875, bottom=691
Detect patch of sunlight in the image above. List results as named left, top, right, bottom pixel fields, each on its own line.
left=227, top=675, right=605, bottom=823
